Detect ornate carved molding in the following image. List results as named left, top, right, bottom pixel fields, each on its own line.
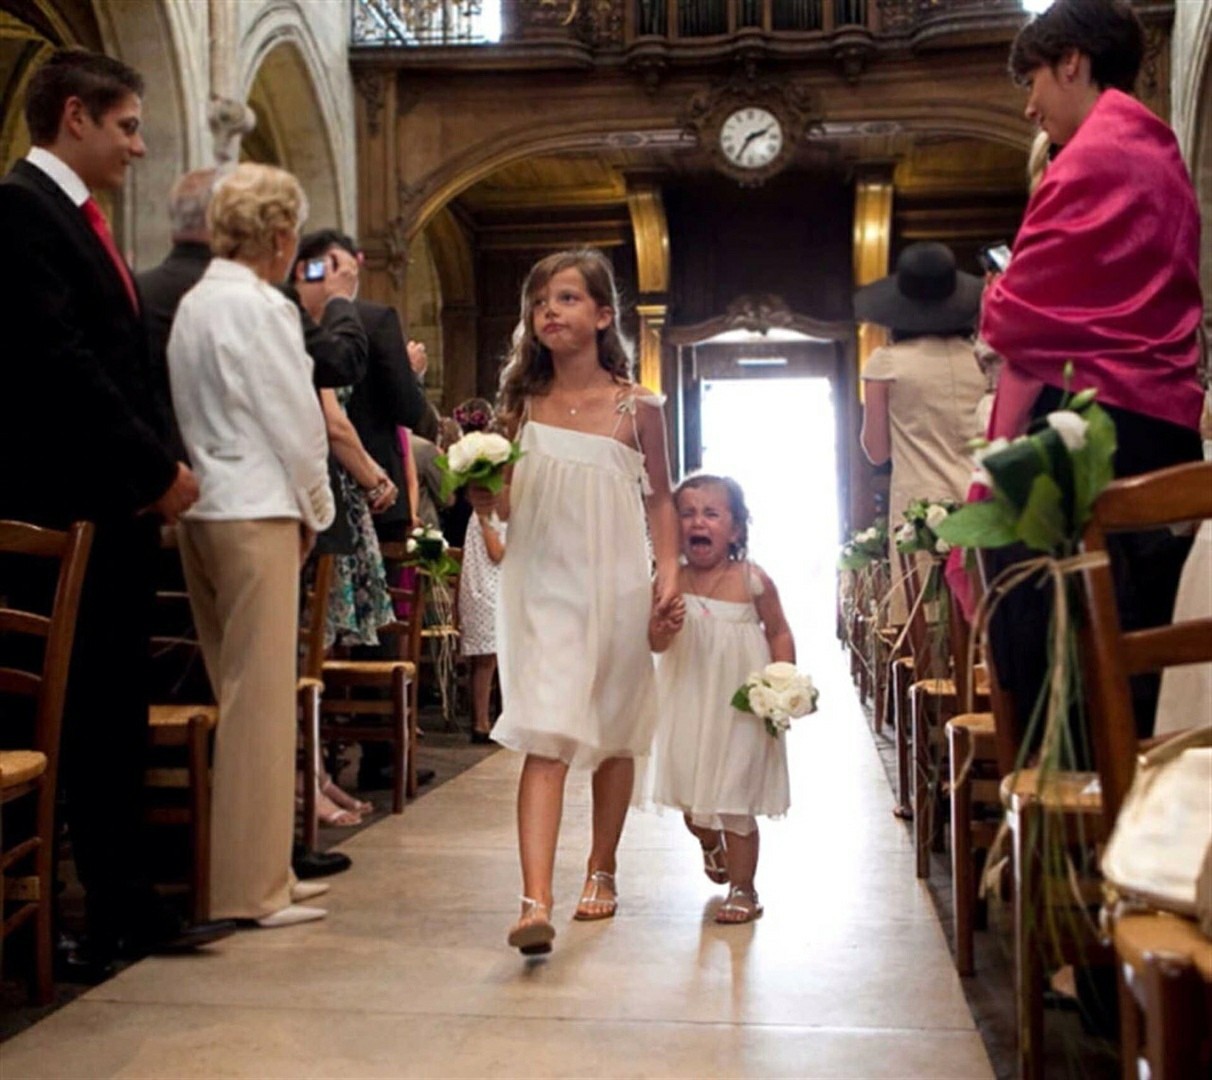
left=665, top=294, right=852, bottom=345
left=678, top=74, right=824, bottom=185
left=207, top=95, right=256, bottom=166
left=353, top=69, right=387, bottom=136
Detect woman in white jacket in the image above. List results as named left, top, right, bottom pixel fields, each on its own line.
left=168, top=163, right=334, bottom=928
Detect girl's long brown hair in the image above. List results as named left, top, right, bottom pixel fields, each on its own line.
left=496, top=248, right=634, bottom=431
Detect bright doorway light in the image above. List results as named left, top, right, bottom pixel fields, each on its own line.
left=472, top=1, right=502, bottom=43
left=1021, top=0, right=1051, bottom=13
left=699, top=377, right=840, bottom=651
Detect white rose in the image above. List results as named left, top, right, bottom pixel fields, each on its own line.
left=925, top=504, right=949, bottom=530
left=858, top=527, right=877, bottom=543
left=1046, top=411, right=1088, bottom=452
left=406, top=538, right=418, bottom=553
left=763, top=661, right=799, bottom=693
left=896, top=522, right=916, bottom=545
left=779, top=686, right=815, bottom=719
left=747, top=683, right=780, bottom=720
left=447, top=435, right=476, bottom=474
left=476, top=432, right=513, bottom=466
left=768, top=713, right=791, bottom=734
left=935, top=537, right=952, bottom=555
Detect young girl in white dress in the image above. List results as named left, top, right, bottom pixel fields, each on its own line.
left=648, top=475, right=793, bottom=924
left=458, top=506, right=506, bottom=743
left=469, top=248, right=680, bottom=955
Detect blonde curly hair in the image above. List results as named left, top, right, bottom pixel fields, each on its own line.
left=208, top=163, right=307, bottom=262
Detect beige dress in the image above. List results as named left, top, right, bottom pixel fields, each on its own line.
left=863, top=336, right=985, bottom=621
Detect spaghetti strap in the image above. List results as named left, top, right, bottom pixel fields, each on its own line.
left=743, top=561, right=766, bottom=603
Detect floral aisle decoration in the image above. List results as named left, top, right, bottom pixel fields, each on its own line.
left=838, top=520, right=888, bottom=571
left=895, top=498, right=961, bottom=559
left=403, top=525, right=461, bottom=721
left=436, top=430, right=523, bottom=501
left=935, top=372, right=1118, bottom=955
left=837, top=518, right=889, bottom=691
left=731, top=662, right=820, bottom=738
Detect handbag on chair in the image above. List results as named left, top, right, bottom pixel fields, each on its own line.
left=1101, top=724, right=1212, bottom=935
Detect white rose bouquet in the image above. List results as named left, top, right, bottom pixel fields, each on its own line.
left=731, top=661, right=819, bottom=737
left=436, top=430, right=523, bottom=501
left=896, top=498, right=961, bottom=557
left=404, top=524, right=460, bottom=583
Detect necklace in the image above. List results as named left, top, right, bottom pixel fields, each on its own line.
left=686, top=564, right=732, bottom=617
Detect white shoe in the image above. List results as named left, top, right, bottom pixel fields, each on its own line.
left=290, top=881, right=331, bottom=902
left=256, top=905, right=327, bottom=929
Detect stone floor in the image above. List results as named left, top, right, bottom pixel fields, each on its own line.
left=0, top=644, right=993, bottom=1079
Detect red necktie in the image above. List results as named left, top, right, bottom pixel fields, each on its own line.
left=82, top=197, right=139, bottom=313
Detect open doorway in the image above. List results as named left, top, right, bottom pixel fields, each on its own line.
left=699, top=376, right=840, bottom=650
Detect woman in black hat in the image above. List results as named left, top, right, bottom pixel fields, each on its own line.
left=856, top=241, right=986, bottom=621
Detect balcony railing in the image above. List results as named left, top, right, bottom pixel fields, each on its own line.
left=631, top=1, right=873, bottom=38
left=352, top=0, right=497, bottom=46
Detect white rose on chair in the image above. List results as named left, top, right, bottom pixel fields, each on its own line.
left=437, top=430, right=523, bottom=500
left=732, top=662, right=819, bottom=737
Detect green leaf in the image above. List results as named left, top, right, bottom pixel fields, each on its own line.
left=1071, top=403, right=1117, bottom=528
left=1068, top=388, right=1098, bottom=411
left=731, top=686, right=753, bottom=713
left=934, top=500, right=1018, bottom=549
left=1016, top=473, right=1067, bottom=553
left=983, top=438, right=1048, bottom=513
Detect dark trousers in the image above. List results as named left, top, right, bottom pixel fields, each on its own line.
left=987, top=389, right=1202, bottom=753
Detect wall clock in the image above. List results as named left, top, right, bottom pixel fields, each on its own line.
left=719, top=106, right=786, bottom=173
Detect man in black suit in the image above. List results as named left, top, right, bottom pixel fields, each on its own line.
left=0, top=49, right=232, bottom=965
left=291, top=230, right=432, bottom=790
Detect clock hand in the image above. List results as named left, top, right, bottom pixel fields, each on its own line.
left=741, top=126, right=771, bottom=153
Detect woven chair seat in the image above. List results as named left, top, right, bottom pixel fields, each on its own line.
left=1001, top=768, right=1103, bottom=814
left=948, top=711, right=995, bottom=735
left=1114, top=912, right=1212, bottom=982
left=323, top=659, right=416, bottom=676
left=0, top=750, right=48, bottom=789
left=148, top=704, right=218, bottom=730
left=911, top=677, right=956, bottom=696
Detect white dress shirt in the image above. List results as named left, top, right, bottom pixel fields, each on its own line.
left=168, top=258, right=335, bottom=531
left=25, top=146, right=89, bottom=206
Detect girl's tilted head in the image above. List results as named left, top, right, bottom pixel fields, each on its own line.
left=497, top=248, right=634, bottom=427
left=674, top=474, right=750, bottom=566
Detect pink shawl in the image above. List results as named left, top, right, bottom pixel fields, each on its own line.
left=981, top=89, right=1203, bottom=441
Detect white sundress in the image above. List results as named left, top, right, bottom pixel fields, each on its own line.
left=458, top=512, right=505, bottom=657
left=492, top=398, right=660, bottom=770
left=649, top=566, right=791, bottom=831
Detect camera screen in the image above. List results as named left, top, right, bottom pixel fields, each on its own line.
left=985, top=245, right=1011, bottom=273
left=303, top=258, right=327, bottom=282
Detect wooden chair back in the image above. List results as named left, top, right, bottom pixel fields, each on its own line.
left=0, top=518, right=92, bottom=1001
left=378, top=541, right=426, bottom=674
left=974, top=548, right=1026, bottom=777
left=0, top=520, right=93, bottom=770
left=299, top=553, right=335, bottom=683
left=1078, top=460, right=1212, bottom=826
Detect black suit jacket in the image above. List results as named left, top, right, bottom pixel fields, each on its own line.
left=345, top=299, right=428, bottom=525
left=136, top=241, right=212, bottom=461
left=0, top=159, right=177, bottom=526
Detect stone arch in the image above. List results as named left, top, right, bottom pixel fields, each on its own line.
left=403, top=100, right=1033, bottom=241
left=91, top=0, right=205, bottom=266
left=239, top=3, right=353, bottom=233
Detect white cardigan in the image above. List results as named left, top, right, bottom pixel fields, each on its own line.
left=168, top=258, right=335, bottom=532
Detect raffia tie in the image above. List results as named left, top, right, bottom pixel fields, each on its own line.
left=963, top=549, right=1111, bottom=906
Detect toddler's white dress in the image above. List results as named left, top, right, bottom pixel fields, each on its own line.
left=458, top=512, right=505, bottom=657
left=492, top=399, right=659, bottom=769
left=650, top=567, right=790, bottom=830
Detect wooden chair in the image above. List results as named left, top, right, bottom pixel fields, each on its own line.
left=0, top=519, right=92, bottom=1004
left=946, top=560, right=1011, bottom=976
left=144, top=530, right=218, bottom=923
left=1078, top=460, right=1212, bottom=1080
left=312, top=541, right=422, bottom=819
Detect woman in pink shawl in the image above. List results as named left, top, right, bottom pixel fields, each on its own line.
left=979, top=0, right=1203, bottom=742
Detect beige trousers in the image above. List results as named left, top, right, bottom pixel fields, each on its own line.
left=180, top=518, right=299, bottom=920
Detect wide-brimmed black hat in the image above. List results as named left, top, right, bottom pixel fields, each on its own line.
left=853, top=242, right=983, bottom=334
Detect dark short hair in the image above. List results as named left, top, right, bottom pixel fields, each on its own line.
left=24, top=48, right=144, bottom=146
left=1009, top=0, right=1143, bottom=92
left=293, top=228, right=358, bottom=277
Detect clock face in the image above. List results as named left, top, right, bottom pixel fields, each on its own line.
left=719, top=107, right=785, bottom=171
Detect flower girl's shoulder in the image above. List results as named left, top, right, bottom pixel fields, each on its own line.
left=744, top=561, right=770, bottom=599
left=616, top=384, right=667, bottom=415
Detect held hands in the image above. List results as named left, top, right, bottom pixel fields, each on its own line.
left=465, top=482, right=498, bottom=517
left=651, top=591, right=685, bottom=636
left=365, top=474, right=399, bottom=514
left=147, top=462, right=200, bottom=524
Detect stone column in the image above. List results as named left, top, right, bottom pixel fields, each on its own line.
left=208, top=0, right=254, bottom=166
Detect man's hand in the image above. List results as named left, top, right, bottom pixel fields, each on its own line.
left=323, top=248, right=359, bottom=303
left=407, top=339, right=428, bottom=379
left=148, top=462, right=200, bottom=524
left=367, top=476, right=398, bottom=514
